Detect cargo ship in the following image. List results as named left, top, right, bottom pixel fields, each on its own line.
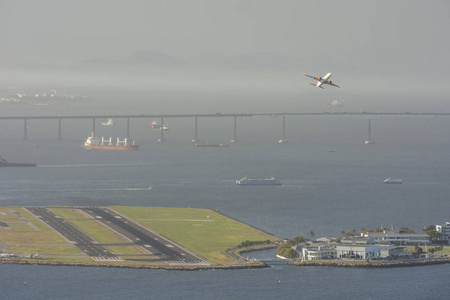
left=151, top=121, right=169, bottom=131
left=82, top=133, right=139, bottom=150
left=0, top=155, right=36, bottom=167
left=236, top=176, right=281, bottom=186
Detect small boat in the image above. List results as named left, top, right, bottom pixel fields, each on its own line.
left=0, top=155, right=36, bottom=167
left=151, top=121, right=169, bottom=131
left=102, top=119, right=114, bottom=126
left=383, top=177, right=402, bottom=184
left=236, top=176, right=281, bottom=186
left=195, top=143, right=230, bottom=147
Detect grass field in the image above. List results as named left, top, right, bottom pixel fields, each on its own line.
left=0, top=207, right=68, bottom=245
left=0, top=206, right=281, bottom=266
left=113, top=206, right=281, bottom=264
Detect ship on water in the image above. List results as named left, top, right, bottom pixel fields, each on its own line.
left=102, top=119, right=114, bottom=126
left=236, top=176, right=281, bottom=186
left=195, top=143, right=230, bottom=148
left=383, top=177, right=402, bottom=184
left=0, top=155, right=36, bottom=167
left=151, top=121, right=169, bottom=131
left=82, top=133, right=139, bottom=150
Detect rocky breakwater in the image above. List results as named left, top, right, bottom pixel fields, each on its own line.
left=291, top=258, right=450, bottom=268
left=1, top=258, right=268, bottom=271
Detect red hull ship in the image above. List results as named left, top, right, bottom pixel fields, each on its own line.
left=83, top=133, right=139, bottom=151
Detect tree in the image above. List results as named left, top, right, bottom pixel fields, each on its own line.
left=276, top=243, right=297, bottom=259
left=423, top=225, right=441, bottom=240
left=399, top=227, right=415, bottom=233
left=423, top=225, right=436, bottom=232
left=288, top=236, right=306, bottom=246
left=308, top=231, right=315, bottom=239
left=412, top=246, right=423, bottom=256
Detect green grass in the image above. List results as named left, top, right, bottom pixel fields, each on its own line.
left=8, top=245, right=81, bottom=255
left=113, top=206, right=281, bottom=264
left=68, top=219, right=126, bottom=243
left=51, top=208, right=92, bottom=220
left=0, top=207, right=67, bottom=245
left=405, top=246, right=450, bottom=253
left=1, top=206, right=282, bottom=266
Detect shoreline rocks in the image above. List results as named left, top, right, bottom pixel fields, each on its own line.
left=0, top=258, right=268, bottom=271
left=291, top=258, right=450, bottom=268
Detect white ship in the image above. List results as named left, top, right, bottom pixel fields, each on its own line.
left=236, top=176, right=281, bottom=186
left=383, top=177, right=402, bottom=184
left=151, top=121, right=169, bottom=131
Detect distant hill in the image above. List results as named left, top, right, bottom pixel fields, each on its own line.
left=80, top=51, right=184, bottom=67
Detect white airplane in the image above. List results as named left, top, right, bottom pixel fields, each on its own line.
left=304, top=73, right=340, bottom=89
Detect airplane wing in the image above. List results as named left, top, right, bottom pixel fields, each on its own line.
left=329, top=82, right=340, bottom=88
left=303, top=73, right=319, bottom=80
left=310, top=83, right=324, bottom=89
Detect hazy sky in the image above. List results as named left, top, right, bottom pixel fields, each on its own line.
left=1, top=0, right=449, bottom=68
left=1, top=0, right=450, bottom=113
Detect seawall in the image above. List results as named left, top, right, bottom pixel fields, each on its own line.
left=291, top=258, right=450, bottom=268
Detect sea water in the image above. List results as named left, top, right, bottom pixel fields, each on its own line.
left=1, top=110, right=450, bottom=299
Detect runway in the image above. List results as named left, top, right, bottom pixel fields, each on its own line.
left=26, top=206, right=207, bottom=265
left=26, top=207, right=119, bottom=259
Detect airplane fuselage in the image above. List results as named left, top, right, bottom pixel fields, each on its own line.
left=316, top=73, right=332, bottom=87
left=304, top=72, right=339, bottom=88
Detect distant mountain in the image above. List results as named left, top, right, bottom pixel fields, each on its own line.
left=128, top=51, right=183, bottom=65
left=79, top=51, right=184, bottom=67
left=76, top=51, right=356, bottom=73
left=189, top=52, right=313, bottom=70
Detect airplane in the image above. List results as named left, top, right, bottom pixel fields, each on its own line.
left=304, top=73, right=340, bottom=89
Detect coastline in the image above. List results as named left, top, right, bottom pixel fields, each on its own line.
left=0, top=258, right=268, bottom=271
left=291, top=258, right=450, bottom=268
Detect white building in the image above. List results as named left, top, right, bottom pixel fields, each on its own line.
left=436, top=222, right=450, bottom=240
left=378, top=245, right=404, bottom=258
left=300, top=246, right=336, bottom=260
left=361, top=231, right=430, bottom=245
left=341, top=236, right=375, bottom=245
left=336, top=245, right=380, bottom=260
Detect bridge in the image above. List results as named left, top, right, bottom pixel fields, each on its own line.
left=0, top=112, right=448, bottom=142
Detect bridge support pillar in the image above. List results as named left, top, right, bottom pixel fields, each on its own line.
left=231, top=116, right=238, bottom=143
left=158, top=117, right=165, bottom=142
left=23, top=118, right=28, bottom=140
left=278, top=116, right=288, bottom=144
left=365, top=119, right=375, bottom=145
left=192, top=117, right=199, bottom=143
left=126, top=117, right=130, bottom=140
left=57, top=118, right=62, bottom=140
